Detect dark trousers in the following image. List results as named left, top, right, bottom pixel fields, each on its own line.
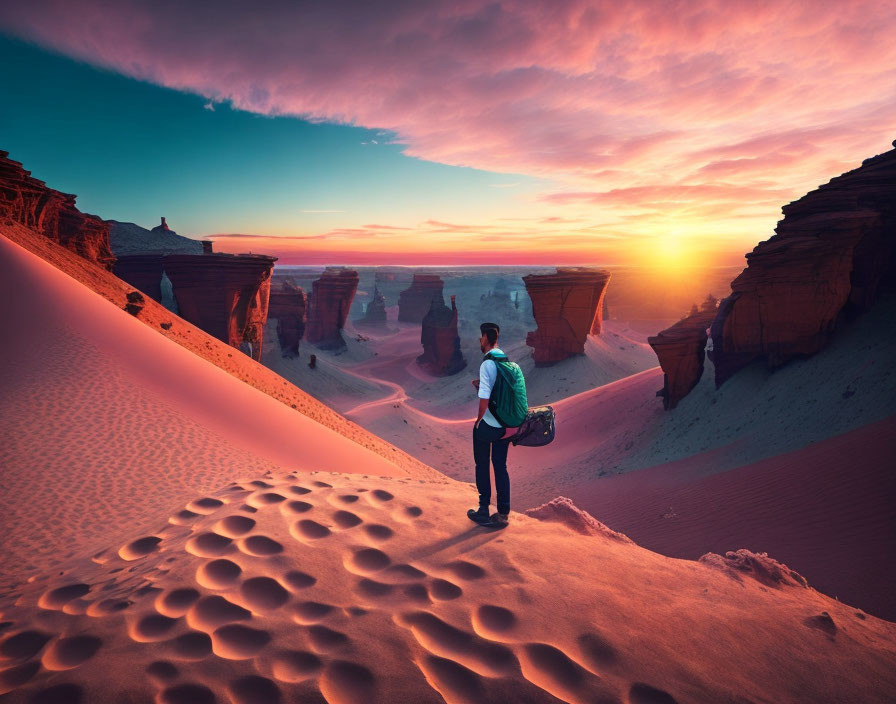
left=473, top=421, right=511, bottom=514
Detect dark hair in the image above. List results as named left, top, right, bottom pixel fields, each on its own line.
left=480, top=322, right=499, bottom=345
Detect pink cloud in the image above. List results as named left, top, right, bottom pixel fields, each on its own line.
left=2, top=0, right=894, bottom=265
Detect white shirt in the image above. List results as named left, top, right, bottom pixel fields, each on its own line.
left=477, top=347, right=503, bottom=427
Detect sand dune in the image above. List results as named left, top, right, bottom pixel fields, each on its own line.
left=0, top=235, right=445, bottom=587
left=0, top=220, right=436, bottom=479
left=2, top=469, right=895, bottom=702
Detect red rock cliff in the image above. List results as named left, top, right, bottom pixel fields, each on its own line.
left=356, top=284, right=388, bottom=328
left=0, top=150, right=114, bottom=270
left=268, top=279, right=307, bottom=357
left=648, top=308, right=717, bottom=410
left=113, top=254, right=166, bottom=302
left=710, top=141, right=896, bottom=387
left=163, top=253, right=277, bottom=361
left=523, top=267, right=611, bottom=366
left=417, top=294, right=467, bottom=376
left=398, top=274, right=444, bottom=323
left=305, top=267, right=359, bottom=350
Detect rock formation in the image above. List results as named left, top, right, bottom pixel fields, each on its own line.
left=523, top=267, right=611, bottom=366
left=163, top=253, right=277, bottom=361
left=417, top=294, right=466, bottom=376
left=398, top=273, right=444, bottom=322
left=648, top=308, right=717, bottom=409
left=268, top=279, right=307, bottom=357
left=0, top=150, right=115, bottom=270
left=107, top=218, right=205, bottom=256
left=710, top=141, right=896, bottom=387
left=113, top=254, right=165, bottom=302
left=305, top=267, right=359, bottom=350
left=356, top=284, right=387, bottom=327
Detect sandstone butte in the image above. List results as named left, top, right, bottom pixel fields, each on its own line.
left=267, top=279, right=307, bottom=357
left=647, top=308, right=718, bottom=409
left=398, top=273, right=444, bottom=323
left=417, top=293, right=467, bottom=376
left=649, top=140, right=896, bottom=408
left=0, top=150, right=115, bottom=270
left=523, top=267, right=611, bottom=366
left=305, top=267, right=359, bottom=350
left=356, top=283, right=388, bottom=327
left=163, top=254, right=277, bottom=362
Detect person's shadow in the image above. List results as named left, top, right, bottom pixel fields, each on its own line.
left=408, top=524, right=505, bottom=561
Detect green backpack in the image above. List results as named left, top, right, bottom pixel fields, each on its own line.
left=483, top=351, right=529, bottom=428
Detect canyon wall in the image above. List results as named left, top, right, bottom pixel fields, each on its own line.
left=648, top=141, right=896, bottom=408
left=417, top=294, right=466, bottom=376
left=0, top=150, right=115, bottom=270
left=523, top=267, right=611, bottom=366
left=356, top=284, right=387, bottom=327
left=268, top=279, right=307, bottom=357
left=710, top=141, right=896, bottom=387
left=648, top=308, right=718, bottom=409
left=398, top=274, right=444, bottom=323
left=164, top=254, right=277, bottom=361
left=305, top=267, right=359, bottom=350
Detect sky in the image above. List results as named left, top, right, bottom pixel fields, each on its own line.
left=1, top=1, right=894, bottom=268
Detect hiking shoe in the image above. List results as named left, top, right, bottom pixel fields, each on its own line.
left=485, top=512, right=509, bottom=528
left=467, top=507, right=491, bottom=524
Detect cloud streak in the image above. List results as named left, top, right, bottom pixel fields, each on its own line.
left=2, top=0, right=894, bottom=264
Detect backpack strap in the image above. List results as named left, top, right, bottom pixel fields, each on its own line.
left=483, top=351, right=508, bottom=362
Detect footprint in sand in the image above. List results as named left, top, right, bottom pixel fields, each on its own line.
left=517, top=642, right=617, bottom=703
left=211, top=624, right=272, bottom=660
left=362, top=524, right=394, bottom=542
left=38, top=584, right=91, bottom=610
left=156, top=588, right=201, bottom=618
left=472, top=605, right=518, bottom=639
left=428, top=579, right=463, bottom=601
left=118, top=536, right=162, bottom=561
left=227, top=675, right=283, bottom=704
left=215, top=515, right=256, bottom=538
left=397, top=611, right=517, bottom=678
left=312, top=480, right=333, bottom=488
left=332, top=510, right=363, bottom=529
left=185, top=532, right=233, bottom=558
left=238, top=535, right=284, bottom=557
left=366, top=489, right=394, bottom=506
left=196, top=559, right=242, bottom=589
left=290, top=519, right=332, bottom=541
left=41, top=635, right=102, bottom=671
left=130, top=614, right=179, bottom=642
left=283, top=571, right=317, bottom=590
left=0, top=630, right=52, bottom=660
left=187, top=497, right=225, bottom=515
left=416, top=654, right=486, bottom=704
left=318, top=659, right=377, bottom=704
left=187, top=595, right=251, bottom=630
left=271, top=650, right=323, bottom=683
left=247, top=492, right=288, bottom=508
left=282, top=500, right=314, bottom=516
left=158, top=682, right=217, bottom=704
left=289, top=485, right=312, bottom=495
left=240, top=577, right=290, bottom=612
left=344, top=548, right=391, bottom=575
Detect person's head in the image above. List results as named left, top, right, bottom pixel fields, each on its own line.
left=480, top=322, right=499, bottom=352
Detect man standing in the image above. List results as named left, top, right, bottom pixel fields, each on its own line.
left=468, top=322, right=513, bottom=527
